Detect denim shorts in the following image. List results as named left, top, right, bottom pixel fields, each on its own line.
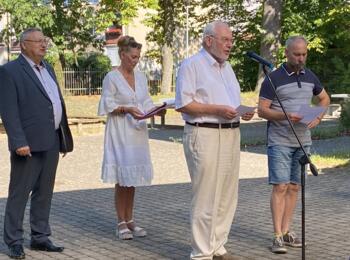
left=267, top=145, right=310, bottom=185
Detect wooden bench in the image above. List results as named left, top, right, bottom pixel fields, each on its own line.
left=331, top=93, right=350, bottom=103
left=149, top=106, right=176, bottom=128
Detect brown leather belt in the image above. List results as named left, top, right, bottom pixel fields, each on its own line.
left=186, top=121, right=240, bottom=129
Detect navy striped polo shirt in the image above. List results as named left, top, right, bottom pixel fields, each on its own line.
left=259, top=63, right=323, bottom=147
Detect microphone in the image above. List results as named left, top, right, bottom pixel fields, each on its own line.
left=246, top=51, right=274, bottom=70
left=309, top=162, right=318, bottom=176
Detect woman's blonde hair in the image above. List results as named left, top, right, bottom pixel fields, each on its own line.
left=118, top=36, right=142, bottom=55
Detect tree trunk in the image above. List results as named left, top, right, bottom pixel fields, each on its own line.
left=57, top=52, right=66, bottom=94
left=255, top=0, right=283, bottom=92
left=161, top=44, right=173, bottom=94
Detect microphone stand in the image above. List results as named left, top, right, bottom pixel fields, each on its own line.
left=262, top=65, right=319, bottom=260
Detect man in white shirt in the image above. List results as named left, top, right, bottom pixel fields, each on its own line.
left=175, top=21, right=254, bottom=260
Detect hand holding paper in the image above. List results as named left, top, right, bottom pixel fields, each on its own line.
left=136, top=99, right=175, bottom=120
left=236, top=105, right=256, bottom=116
left=297, top=105, right=327, bottom=125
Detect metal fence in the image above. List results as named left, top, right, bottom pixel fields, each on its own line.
left=56, top=68, right=163, bottom=96
left=56, top=68, right=106, bottom=95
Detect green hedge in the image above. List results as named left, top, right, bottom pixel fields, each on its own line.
left=340, top=101, right=350, bottom=130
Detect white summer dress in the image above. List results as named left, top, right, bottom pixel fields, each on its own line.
left=98, top=69, right=154, bottom=186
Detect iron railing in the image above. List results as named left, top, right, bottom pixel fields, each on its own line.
left=56, top=68, right=162, bottom=96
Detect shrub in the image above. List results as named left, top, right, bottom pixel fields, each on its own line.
left=81, top=53, right=111, bottom=73
left=81, top=53, right=111, bottom=93
left=340, top=101, right=350, bottom=131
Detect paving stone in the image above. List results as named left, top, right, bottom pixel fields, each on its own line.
left=0, top=127, right=349, bottom=259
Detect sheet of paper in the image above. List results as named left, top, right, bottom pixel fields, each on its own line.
left=236, top=105, right=256, bottom=116
left=298, top=105, right=327, bottom=124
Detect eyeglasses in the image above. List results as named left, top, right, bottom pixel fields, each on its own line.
left=24, top=37, right=50, bottom=45
left=209, top=35, right=232, bottom=44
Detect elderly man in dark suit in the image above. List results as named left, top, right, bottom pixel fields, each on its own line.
left=0, top=28, right=73, bottom=259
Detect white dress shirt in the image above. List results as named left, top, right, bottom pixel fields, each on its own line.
left=22, top=54, right=62, bottom=129
left=175, top=48, right=241, bottom=123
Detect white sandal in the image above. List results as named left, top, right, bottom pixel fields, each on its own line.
left=116, top=221, right=133, bottom=240
left=126, top=220, right=147, bottom=237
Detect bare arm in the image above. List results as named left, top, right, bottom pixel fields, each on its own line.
left=258, top=98, right=302, bottom=123
left=176, top=101, right=238, bottom=120
left=307, top=89, right=330, bottom=128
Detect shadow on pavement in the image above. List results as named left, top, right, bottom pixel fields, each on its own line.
left=0, top=167, right=349, bottom=259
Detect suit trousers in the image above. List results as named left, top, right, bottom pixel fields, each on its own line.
left=183, top=124, right=240, bottom=260
left=4, top=133, right=60, bottom=246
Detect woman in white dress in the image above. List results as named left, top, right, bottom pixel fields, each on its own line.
left=98, top=36, right=157, bottom=240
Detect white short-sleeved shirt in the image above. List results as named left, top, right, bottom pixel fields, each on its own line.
left=98, top=69, right=154, bottom=186
left=175, top=48, right=241, bottom=123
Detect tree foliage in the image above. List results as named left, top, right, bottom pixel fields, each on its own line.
left=281, top=0, right=350, bottom=94
left=145, top=0, right=198, bottom=94
left=97, top=0, right=156, bottom=31
left=0, top=0, right=52, bottom=48
left=0, top=0, right=147, bottom=67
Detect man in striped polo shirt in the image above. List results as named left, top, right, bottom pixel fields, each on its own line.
left=258, top=35, right=330, bottom=254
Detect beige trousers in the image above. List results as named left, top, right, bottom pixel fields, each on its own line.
left=183, top=124, right=241, bottom=260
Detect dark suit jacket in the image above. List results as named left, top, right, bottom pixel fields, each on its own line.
left=0, top=54, right=73, bottom=153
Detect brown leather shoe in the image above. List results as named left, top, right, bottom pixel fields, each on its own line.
left=213, top=253, right=243, bottom=260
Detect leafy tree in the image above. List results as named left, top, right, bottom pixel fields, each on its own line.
left=0, top=0, right=52, bottom=61
left=0, top=0, right=150, bottom=67
left=281, top=0, right=350, bottom=94
left=43, top=0, right=99, bottom=68
left=340, top=101, right=350, bottom=131
left=255, top=0, right=282, bottom=92
left=98, top=0, right=157, bottom=30
left=145, top=0, right=197, bottom=94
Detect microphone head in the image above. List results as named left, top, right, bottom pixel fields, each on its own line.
left=246, top=51, right=255, bottom=57
left=309, top=163, right=318, bottom=176
left=245, top=51, right=274, bottom=70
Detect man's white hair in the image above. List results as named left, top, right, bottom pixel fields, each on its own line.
left=285, top=35, right=308, bottom=49
left=202, top=20, right=229, bottom=43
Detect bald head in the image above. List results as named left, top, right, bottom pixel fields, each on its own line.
left=285, top=35, right=308, bottom=72
left=285, top=36, right=308, bottom=50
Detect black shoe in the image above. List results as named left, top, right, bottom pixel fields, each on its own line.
left=8, top=245, right=25, bottom=259
left=30, top=240, right=64, bottom=252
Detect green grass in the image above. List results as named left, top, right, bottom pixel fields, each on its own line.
left=311, top=151, right=350, bottom=169
left=241, top=138, right=266, bottom=147
left=64, top=91, right=258, bottom=118
left=65, top=95, right=101, bottom=118
left=151, top=93, right=175, bottom=103
left=311, top=125, right=345, bottom=139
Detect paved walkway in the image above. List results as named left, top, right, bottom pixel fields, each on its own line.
left=0, top=120, right=349, bottom=259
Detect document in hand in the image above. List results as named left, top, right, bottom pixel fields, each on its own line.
left=236, top=105, right=256, bottom=117
left=298, top=105, right=327, bottom=124
left=137, top=99, right=175, bottom=120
